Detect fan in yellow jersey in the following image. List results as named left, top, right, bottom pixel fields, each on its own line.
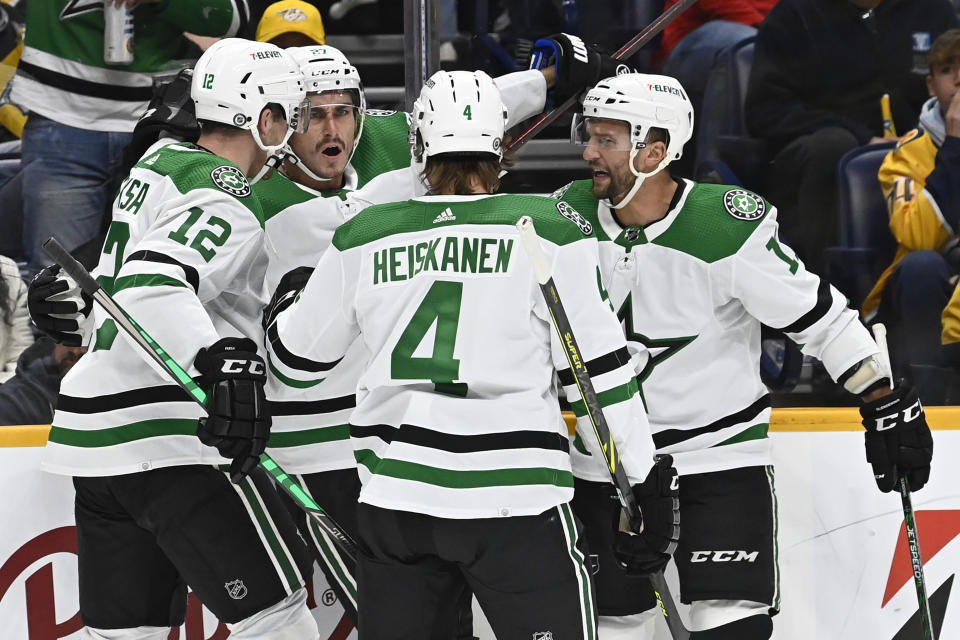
left=862, top=28, right=960, bottom=403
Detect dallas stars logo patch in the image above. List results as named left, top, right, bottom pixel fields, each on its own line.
left=211, top=166, right=251, bottom=197
left=723, top=189, right=765, bottom=221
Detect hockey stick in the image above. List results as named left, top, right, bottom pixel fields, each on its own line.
left=505, top=0, right=698, bottom=154
left=42, top=237, right=359, bottom=564
left=515, top=217, right=689, bottom=640
left=872, top=323, right=935, bottom=639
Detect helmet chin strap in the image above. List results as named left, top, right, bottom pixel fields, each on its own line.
left=248, top=126, right=297, bottom=184
left=283, top=147, right=337, bottom=183
left=608, top=148, right=672, bottom=210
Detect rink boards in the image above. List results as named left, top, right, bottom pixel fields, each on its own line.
left=2, top=408, right=959, bottom=640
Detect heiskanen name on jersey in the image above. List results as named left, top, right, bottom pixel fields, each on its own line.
left=266, top=191, right=657, bottom=519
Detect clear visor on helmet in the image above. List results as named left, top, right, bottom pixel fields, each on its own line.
left=308, top=102, right=361, bottom=125
left=286, top=97, right=312, bottom=135
left=570, top=114, right=637, bottom=151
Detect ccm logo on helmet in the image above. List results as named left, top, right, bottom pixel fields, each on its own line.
left=691, top=550, right=759, bottom=563
left=221, top=359, right=265, bottom=375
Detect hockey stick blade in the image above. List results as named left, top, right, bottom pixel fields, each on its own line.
left=505, top=0, right=699, bottom=154
left=871, top=324, right=935, bottom=639
left=42, top=237, right=359, bottom=564
left=515, top=218, right=689, bottom=640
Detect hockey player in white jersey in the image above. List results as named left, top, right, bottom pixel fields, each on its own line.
left=26, top=39, right=320, bottom=640
left=264, top=69, right=679, bottom=639
left=552, top=72, right=934, bottom=639
left=255, top=41, right=627, bottom=627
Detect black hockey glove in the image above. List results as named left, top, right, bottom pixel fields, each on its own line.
left=195, top=337, right=270, bottom=484
left=529, top=33, right=622, bottom=102
left=860, top=385, right=932, bottom=493
left=613, top=455, right=680, bottom=575
left=263, top=266, right=314, bottom=333
left=27, top=264, right=93, bottom=347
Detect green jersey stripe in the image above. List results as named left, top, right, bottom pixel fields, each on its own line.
left=268, top=425, right=350, bottom=448
left=111, top=273, right=190, bottom=295
left=354, top=449, right=574, bottom=490
left=716, top=423, right=769, bottom=447
left=267, top=354, right=327, bottom=389
left=49, top=418, right=198, bottom=447
left=569, top=379, right=640, bottom=418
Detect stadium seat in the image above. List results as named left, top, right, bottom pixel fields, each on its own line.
left=694, top=36, right=767, bottom=191
left=824, top=141, right=898, bottom=305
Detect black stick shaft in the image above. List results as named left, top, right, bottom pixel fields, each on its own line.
left=899, top=478, right=935, bottom=639
left=515, top=218, right=689, bottom=640
left=505, top=0, right=699, bottom=153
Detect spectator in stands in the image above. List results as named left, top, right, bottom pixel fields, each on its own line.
left=0, top=338, right=84, bottom=426
left=863, top=28, right=960, bottom=403
left=745, top=0, right=958, bottom=274
left=255, top=0, right=326, bottom=48
left=7, top=1, right=250, bottom=277
left=658, top=0, right=777, bottom=176
left=0, top=254, right=31, bottom=383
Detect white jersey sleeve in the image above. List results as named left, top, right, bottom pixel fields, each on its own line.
left=494, top=69, right=547, bottom=127
left=724, top=211, right=879, bottom=381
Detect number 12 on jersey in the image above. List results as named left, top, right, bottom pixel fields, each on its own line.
left=390, top=280, right=468, bottom=396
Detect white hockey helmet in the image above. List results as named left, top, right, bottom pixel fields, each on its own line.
left=281, top=44, right=366, bottom=182
left=572, top=73, right=694, bottom=208
left=192, top=38, right=308, bottom=154
left=409, top=69, right=508, bottom=162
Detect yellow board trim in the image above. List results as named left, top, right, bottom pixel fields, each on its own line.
left=560, top=406, right=960, bottom=436
left=0, top=425, right=52, bottom=447
left=2, top=407, right=959, bottom=448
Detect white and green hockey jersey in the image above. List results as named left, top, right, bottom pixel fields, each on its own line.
left=43, top=140, right=270, bottom=477
left=11, top=1, right=248, bottom=131
left=256, top=70, right=549, bottom=474
left=555, top=179, right=879, bottom=477
left=266, top=194, right=656, bottom=519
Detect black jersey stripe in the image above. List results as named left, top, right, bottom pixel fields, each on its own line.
left=267, top=322, right=343, bottom=373
left=125, top=250, right=200, bottom=294
left=58, top=385, right=190, bottom=414
left=777, top=277, right=834, bottom=335
left=18, top=61, right=154, bottom=102
left=557, top=347, right=632, bottom=387
left=269, top=394, right=356, bottom=416
left=652, top=394, right=771, bottom=449
left=350, top=423, right=571, bottom=455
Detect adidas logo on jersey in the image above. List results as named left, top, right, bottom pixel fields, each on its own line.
left=433, top=208, right=456, bottom=224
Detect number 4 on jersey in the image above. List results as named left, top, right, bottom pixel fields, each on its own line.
left=391, top=280, right=468, bottom=396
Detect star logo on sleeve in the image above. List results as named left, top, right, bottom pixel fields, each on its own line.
left=723, top=189, right=766, bottom=221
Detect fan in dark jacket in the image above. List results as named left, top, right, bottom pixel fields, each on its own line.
left=745, top=0, right=958, bottom=274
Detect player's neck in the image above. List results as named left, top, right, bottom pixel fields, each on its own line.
left=613, top=173, right=678, bottom=228
left=198, top=132, right=262, bottom=178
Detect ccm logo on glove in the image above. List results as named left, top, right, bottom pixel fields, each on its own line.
left=871, top=397, right=922, bottom=431
left=221, top=359, right=265, bottom=375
